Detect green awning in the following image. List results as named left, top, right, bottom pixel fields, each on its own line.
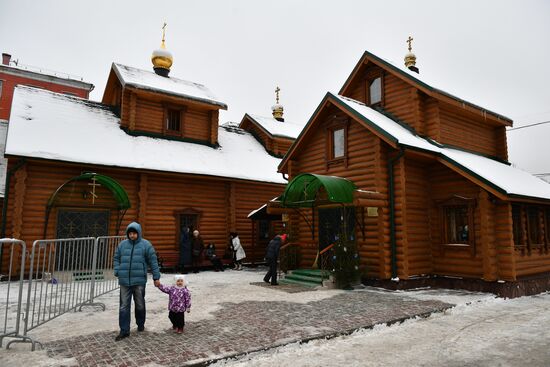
left=47, top=173, right=131, bottom=210
left=281, top=173, right=357, bottom=208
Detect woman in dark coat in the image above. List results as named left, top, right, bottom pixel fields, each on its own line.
left=263, top=234, right=287, bottom=285
left=191, top=230, right=204, bottom=273
left=179, top=226, right=191, bottom=272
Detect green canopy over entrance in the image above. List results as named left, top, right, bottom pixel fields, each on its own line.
left=44, top=173, right=131, bottom=238
left=47, top=173, right=131, bottom=210
left=281, top=173, right=357, bottom=208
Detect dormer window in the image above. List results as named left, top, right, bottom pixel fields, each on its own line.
left=163, top=105, right=185, bottom=136
left=368, top=77, right=382, bottom=106
left=166, top=108, right=181, bottom=132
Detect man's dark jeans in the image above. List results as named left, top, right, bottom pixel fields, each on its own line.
left=263, top=258, right=278, bottom=284
left=119, top=285, right=146, bottom=334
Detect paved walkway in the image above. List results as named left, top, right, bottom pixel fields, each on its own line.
left=43, top=284, right=451, bottom=366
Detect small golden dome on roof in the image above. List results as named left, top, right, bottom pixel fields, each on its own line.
left=404, top=36, right=419, bottom=73
left=151, top=23, right=173, bottom=76
left=404, top=36, right=416, bottom=68
left=272, top=86, right=284, bottom=121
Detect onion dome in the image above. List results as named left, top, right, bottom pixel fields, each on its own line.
left=404, top=36, right=419, bottom=73
left=272, top=86, right=284, bottom=121
left=151, top=23, right=173, bottom=77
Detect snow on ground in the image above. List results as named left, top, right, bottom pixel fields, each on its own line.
left=2, top=268, right=550, bottom=366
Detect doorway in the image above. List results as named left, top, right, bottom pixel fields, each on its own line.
left=318, top=207, right=356, bottom=251
left=178, top=213, right=199, bottom=267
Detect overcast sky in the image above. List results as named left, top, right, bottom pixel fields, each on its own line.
left=1, top=0, right=549, bottom=169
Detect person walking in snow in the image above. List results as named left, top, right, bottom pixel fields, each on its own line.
left=230, top=232, right=246, bottom=270
left=263, top=234, right=287, bottom=285
left=113, top=221, right=161, bottom=341
left=157, top=274, right=191, bottom=334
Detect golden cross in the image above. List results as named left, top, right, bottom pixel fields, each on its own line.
left=275, top=86, right=280, bottom=104
left=406, top=36, right=414, bottom=52
left=162, top=22, right=167, bottom=43
left=88, top=177, right=101, bottom=205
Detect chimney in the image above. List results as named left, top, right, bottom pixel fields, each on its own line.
left=2, top=53, right=11, bottom=66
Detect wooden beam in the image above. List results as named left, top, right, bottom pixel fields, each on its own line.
left=479, top=189, right=496, bottom=281
left=12, top=165, right=27, bottom=239
left=138, top=173, right=148, bottom=229
left=129, top=92, right=137, bottom=130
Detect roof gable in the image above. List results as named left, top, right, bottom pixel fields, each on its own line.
left=339, top=50, right=512, bottom=126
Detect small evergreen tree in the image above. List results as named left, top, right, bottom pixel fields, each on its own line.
left=330, top=207, right=361, bottom=289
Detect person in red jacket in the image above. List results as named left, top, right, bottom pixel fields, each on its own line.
left=263, top=234, right=287, bottom=285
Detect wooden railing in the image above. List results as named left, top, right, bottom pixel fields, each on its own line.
left=318, top=243, right=335, bottom=272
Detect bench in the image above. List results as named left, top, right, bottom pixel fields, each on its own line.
left=157, top=251, right=233, bottom=273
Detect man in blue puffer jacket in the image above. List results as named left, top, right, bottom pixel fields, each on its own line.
left=113, top=222, right=161, bottom=341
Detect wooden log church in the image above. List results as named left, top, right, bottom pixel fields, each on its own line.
left=1, top=30, right=297, bottom=270
left=269, top=40, right=550, bottom=296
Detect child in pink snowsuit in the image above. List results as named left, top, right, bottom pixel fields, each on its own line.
left=157, top=274, right=191, bottom=333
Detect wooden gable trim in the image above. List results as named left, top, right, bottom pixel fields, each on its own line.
left=101, top=68, right=122, bottom=105
left=339, top=51, right=512, bottom=126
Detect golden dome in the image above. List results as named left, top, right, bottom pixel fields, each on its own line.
left=151, top=23, right=173, bottom=75
left=151, top=40, right=173, bottom=70
left=272, top=86, right=284, bottom=121
left=272, top=103, right=284, bottom=120
left=404, top=51, right=416, bottom=68
left=404, top=35, right=417, bottom=69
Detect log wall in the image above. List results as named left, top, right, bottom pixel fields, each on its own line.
left=1, top=159, right=285, bottom=270
left=290, top=106, right=389, bottom=277
left=403, top=159, right=433, bottom=276
left=429, top=166, right=484, bottom=278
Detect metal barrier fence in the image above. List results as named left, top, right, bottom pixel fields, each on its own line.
left=0, top=235, right=124, bottom=350
left=0, top=239, right=38, bottom=350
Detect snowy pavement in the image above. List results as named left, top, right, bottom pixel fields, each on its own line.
left=1, top=267, right=549, bottom=366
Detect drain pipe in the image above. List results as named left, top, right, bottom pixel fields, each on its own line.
left=387, top=148, right=405, bottom=279
left=0, top=158, right=27, bottom=273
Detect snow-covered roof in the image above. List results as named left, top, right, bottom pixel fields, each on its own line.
left=0, top=64, right=94, bottom=91
left=0, top=120, right=8, bottom=197
left=6, top=86, right=285, bottom=184
left=333, top=93, right=550, bottom=201
left=343, top=51, right=512, bottom=123
left=112, top=63, right=227, bottom=109
left=244, top=114, right=304, bottom=139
